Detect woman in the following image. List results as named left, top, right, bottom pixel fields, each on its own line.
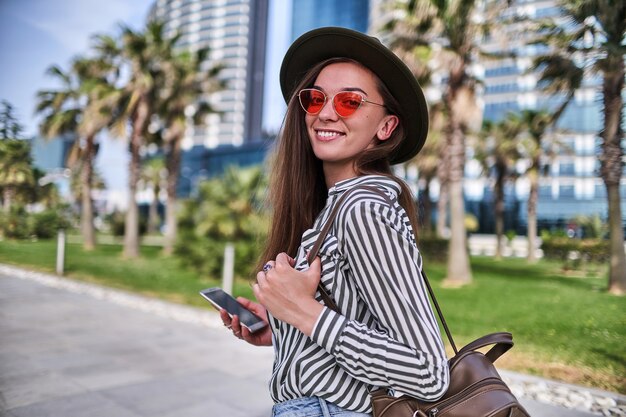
left=220, top=27, right=449, bottom=416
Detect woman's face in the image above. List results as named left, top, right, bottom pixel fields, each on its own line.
left=304, top=62, right=398, bottom=184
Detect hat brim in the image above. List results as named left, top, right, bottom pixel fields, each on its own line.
left=279, top=27, right=428, bottom=164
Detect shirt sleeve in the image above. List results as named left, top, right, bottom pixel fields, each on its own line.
left=310, top=199, right=450, bottom=400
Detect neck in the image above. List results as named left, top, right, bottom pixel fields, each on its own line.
left=323, top=162, right=358, bottom=188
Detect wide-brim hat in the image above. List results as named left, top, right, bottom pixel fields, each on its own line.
left=280, top=26, right=428, bottom=165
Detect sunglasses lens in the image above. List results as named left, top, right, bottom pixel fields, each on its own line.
left=299, top=89, right=326, bottom=114
left=334, top=92, right=363, bottom=117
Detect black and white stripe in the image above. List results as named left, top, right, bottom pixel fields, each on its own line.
left=268, top=175, right=449, bottom=413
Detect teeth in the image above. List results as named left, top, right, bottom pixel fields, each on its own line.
left=317, top=130, right=341, bottom=138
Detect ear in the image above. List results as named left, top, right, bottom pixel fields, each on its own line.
left=376, top=115, right=399, bottom=141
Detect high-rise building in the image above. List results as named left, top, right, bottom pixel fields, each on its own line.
left=366, top=0, right=624, bottom=233
left=476, top=0, right=625, bottom=233
left=290, top=0, right=369, bottom=40
left=150, top=0, right=269, bottom=148
left=262, top=0, right=372, bottom=135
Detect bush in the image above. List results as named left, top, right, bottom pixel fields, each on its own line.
left=417, top=234, right=449, bottom=263
left=541, top=235, right=610, bottom=268
left=174, top=166, right=268, bottom=280
left=29, top=209, right=71, bottom=239
left=174, top=230, right=262, bottom=280
left=106, top=211, right=147, bottom=237
left=0, top=207, right=30, bottom=239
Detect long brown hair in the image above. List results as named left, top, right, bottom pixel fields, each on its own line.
left=256, top=58, right=421, bottom=272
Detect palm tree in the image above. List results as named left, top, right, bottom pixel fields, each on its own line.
left=0, top=100, right=25, bottom=140
left=386, top=0, right=497, bottom=285
left=176, top=166, right=268, bottom=277
left=0, top=139, right=35, bottom=213
left=412, top=103, right=446, bottom=236
left=475, top=119, right=522, bottom=259
left=139, top=157, right=166, bottom=235
left=36, top=56, right=115, bottom=250
left=531, top=0, right=626, bottom=294
left=109, top=21, right=178, bottom=258
left=505, top=109, right=566, bottom=262
left=194, top=166, right=267, bottom=241
left=383, top=29, right=446, bottom=237
left=156, top=47, right=224, bottom=255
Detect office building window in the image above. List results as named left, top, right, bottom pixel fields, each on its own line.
left=539, top=185, right=552, bottom=198
left=559, top=185, right=575, bottom=199
left=559, top=163, right=575, bottom=176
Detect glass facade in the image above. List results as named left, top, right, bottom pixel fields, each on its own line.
left=290, top=0, right=369, bottom=40
left=476, top=0, right=626, bottom=233
left=150, top=0, right=268, bottom=147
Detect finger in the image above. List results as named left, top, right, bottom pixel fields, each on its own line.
left=288, top=255, right=296, bottom=266
left=253, top=283, right=262, bottom=302
left=231, top=315, right=242, bottom=333
left=262, top=260, right=275, bottom=273
left=308, top=256, right=321, bottom=274
left=241, top=326, right=251, bottom=341
left=275, top=252, right=292, bottom=269
left=256, top=271, right=267, bottom=286
left=237, top=298, right=261, bottom=316
left=219, top=309, right=232, bottom=326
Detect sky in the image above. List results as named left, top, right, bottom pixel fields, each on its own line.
left=0, top=0, right=155, bottom=203
left=0, top=0, right=289, bottom=208
left=0, top=0, right=154, bottom=136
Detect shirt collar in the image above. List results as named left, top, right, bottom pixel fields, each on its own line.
left=328, top=175, right=402, bottom=197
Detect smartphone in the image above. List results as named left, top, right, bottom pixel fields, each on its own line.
left=199, top=287, right=267, bottom=333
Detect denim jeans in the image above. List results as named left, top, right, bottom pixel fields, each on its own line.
left=271, top=397, right=372, bottom=417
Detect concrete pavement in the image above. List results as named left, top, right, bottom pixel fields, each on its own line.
left=0, top=264, right=614, bottom=417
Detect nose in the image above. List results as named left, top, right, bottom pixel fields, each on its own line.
left=317, top=96, right=338, bottom=121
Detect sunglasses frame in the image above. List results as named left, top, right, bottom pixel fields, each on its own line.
left=298, top=88, right=386, bottom=118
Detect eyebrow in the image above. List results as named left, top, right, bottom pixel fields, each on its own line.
left=312, top=86, right=369, bottom=95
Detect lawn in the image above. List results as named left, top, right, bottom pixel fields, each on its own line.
left=0, top=238, right=624, bottom=393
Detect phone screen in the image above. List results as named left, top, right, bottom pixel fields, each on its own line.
left=199, top=288, right=267, bottom=333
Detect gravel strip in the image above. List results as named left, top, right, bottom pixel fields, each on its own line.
left=2, top=263, right=624, bottom=415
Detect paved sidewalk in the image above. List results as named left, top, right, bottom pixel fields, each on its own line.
left=0, top=265, right=617, bottom=417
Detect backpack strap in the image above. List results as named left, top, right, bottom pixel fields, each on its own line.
left=306, top=184, right=459, bottom=355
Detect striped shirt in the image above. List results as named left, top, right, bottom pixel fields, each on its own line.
left=268, top=175, right=450, bottom=413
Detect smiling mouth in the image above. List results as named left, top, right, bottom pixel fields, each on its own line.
left=315, top=129, right=345, bottom=140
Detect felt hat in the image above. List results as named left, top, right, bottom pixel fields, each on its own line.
left=280, top=26, right=428, bottom=164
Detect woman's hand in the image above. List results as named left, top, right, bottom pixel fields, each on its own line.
left=219, top=298, right=272, bottom=346
left=254, top=253, right=324, bottom=336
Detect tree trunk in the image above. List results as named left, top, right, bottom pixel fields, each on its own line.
left=606, top=183, right=626, bottom=295
left=163, top=134, right=182, bottom=256
left=600, top=61, right=626, bottom=295
left=2, top=187, right=13, bottom=213
left=147, top=183, right=160, bottom=235
left=527, top=164, right=539, bottom=263
left=81, top=135, right=97, bottom=250
left=421, top=178, right=433, bottom=234
left=123, top=100, right=148, bottom=259
left=436, top=150, right=449, bottom=238
left=494, top=162, right=505, bottom=260
left=444, top=120, right=472, bottom=285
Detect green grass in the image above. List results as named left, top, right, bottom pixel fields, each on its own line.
left=0, top=239, right=255, bottom=307
left=0, top=239, right=624, bottom=393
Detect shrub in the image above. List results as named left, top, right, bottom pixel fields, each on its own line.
left=0, top=207, right=30, bottom=239
left=541, top=235, right=609, bottom=268
left=417, top=234, right=449, bottom=263
left=106, top=211, right=147, bottom=237
left=174, top=166, right=268, bottom=280
left=29, top=209, right=71, bottom=239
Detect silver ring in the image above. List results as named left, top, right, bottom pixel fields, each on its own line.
left=263, top=263, right=272, bottom=272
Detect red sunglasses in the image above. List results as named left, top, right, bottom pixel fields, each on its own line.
left=298, top=88, right=386, bottom=118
